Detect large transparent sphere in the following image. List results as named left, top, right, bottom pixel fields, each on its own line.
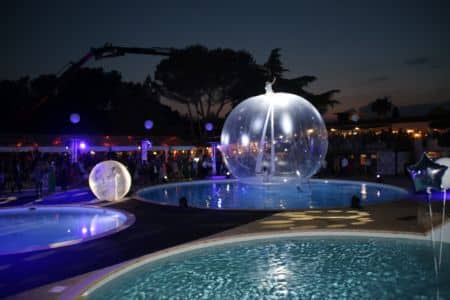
left=220, top=92, right=328, bottom=182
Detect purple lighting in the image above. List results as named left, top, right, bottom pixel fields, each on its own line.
left=79, top=142, right=86, bottom=150
left=70, top=113, right=80, bottom=124
left=144, top=120, right=154, bottom=130
left=81, top=226, right=88, bottom=235
left=205, top=122, right=214, bottom=132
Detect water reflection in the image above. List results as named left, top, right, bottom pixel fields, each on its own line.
left=0, top=207, right=128, bottom=254
left=141, top=180, right=407, bottom=210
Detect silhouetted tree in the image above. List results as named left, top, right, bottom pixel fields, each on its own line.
left=392, top=105, right=400, bottom=119
left=429, top=106, right=450, bottom=130
left=0, top=68, right=187, bottom=136
left=371, top=97, right=393, bottom=119
left=154, top=45, right=264, bottom=140
left=261, top=49, right=340, bottom=114
left=336, top=112, right=350, bottom=123
left=263, top=48, right=288, bottom=78
left=428, top=105, right=449, bottom=118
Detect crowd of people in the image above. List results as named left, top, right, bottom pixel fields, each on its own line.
left=0, top=149, right=227, bottom=196
left=1, top=129, right=449, bottom=196
left=0, top=151, right=83, bottom=196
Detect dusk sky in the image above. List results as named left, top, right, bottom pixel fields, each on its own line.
left=2, top=0, right=450, bottom=115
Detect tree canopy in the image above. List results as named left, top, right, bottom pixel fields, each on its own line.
left=260, top=48, right=340, bottom=114
left=154, top=45, right=266, bottom=139
left=370, top=97, right=393, bottom=118
left=154, top=46, right=340, bottom=140
left=0, top=68, right=187, bottom=136
left=0, top=44, right=341, bottom=141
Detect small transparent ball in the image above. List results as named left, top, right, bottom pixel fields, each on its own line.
left=220, top=92, right=328, bottom=181
left=89, top=160, right=132, bottom=201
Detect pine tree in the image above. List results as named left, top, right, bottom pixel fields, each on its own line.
left=263, top=48, right=288, bottom=79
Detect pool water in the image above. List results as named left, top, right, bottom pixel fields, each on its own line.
left=137, top=179, right=408, bottom=210
left=0, top=206, right=133, bottom=255
left=85, top=236, right=450, bottom=299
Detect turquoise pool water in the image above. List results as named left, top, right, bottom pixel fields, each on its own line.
left=0, top=206, right=133, bottom=255
left=137, top=179, right=408, bottom=210
left=85, top=236, right=450, bottom=299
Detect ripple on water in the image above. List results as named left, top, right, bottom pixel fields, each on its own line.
left=87, top=237, right=450, bottom=299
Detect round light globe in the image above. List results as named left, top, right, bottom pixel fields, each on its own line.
left=205, top=122, right=214, bottom=132
left=350, top=113, right=360, bottom=122
left=70, top=113, right=80, bottom=124
left=144, top=120, right=154, bottom=130
left=89, top=160, right=132, bottom=201
left=220, top=92, right=328, bottom=182
left=436, top=157, right=450, bottom=189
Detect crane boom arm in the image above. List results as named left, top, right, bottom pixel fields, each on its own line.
left=60, top=44, right=174, bottom=77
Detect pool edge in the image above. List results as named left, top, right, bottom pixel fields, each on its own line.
left=68, top=229, right=439, bottom=300
left=133, top=178, right=409, bottom=212
left=0, top=205, right=135, bottom=256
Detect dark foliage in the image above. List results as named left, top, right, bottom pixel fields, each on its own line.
left=0, top=68, right=188, bottom=136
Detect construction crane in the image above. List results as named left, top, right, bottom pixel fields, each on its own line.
left=57, top=43, right=174, bottom=77
left=30, top=43, right=174, bottom=113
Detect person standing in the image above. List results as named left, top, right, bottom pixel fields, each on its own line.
left=341, top=157, right=349, bottom=176
left=365, top=157, right=372, bottom=175
left=60, top=161, right=69, bottom=191
left=47, top=161, right=56, bottom=194
left=0, top=165, right=5, bottom=193
left=12, top=159, right=22, bottom=193
left=32, top=163, right=44, bottom=198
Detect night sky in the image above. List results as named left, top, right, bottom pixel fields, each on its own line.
left=2, top=0, right=450, bottom=115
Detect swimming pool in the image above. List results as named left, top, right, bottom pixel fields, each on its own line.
left=0, top=206, right=134, bottom=255
left=81, top=232, right=450, bottom=299
left=137, top=179, right=408, bottom=210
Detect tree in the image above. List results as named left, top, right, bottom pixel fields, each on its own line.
left=154, top=45, right=264, bottom=140
left=392, top=105, right=400, bottom=119
left=263, top=48, right=288, bottom=78
left=336, top=112, right=350, bottom=123
left=260, top=49, right=340, bottom=114
left=0, top=68, right=188, bottom=135
left=155, top=46, right=341, bottom=140
left=371, top=97, right=393, bottom=119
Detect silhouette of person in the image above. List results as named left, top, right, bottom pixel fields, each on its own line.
left=265, top=78, right=276, bottom=94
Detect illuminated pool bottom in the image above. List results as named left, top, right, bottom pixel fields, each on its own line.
left=85, top=236, right=450, bottom=299
left=0, top=206, right=134, bottom=255
left=137, top=179, right=408, bottom=210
